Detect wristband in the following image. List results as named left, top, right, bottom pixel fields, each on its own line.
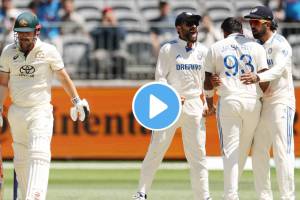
left=71, top=96, right=81, bottom=105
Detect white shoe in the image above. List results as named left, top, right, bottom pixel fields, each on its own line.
left=132, top=192, right=147, bottom=200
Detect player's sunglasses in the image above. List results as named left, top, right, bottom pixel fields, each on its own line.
left=184, top=20, right=199, bottom=27
left=249, top=19, right=269, bottom=26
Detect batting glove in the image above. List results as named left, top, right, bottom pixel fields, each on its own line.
left=0, top=105, right=3, bottom=127
left=70, top=97, right=90, bottom=121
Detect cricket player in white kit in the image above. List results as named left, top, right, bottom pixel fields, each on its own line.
left=241, top=6, right=296, bottom=200
left=0, top=12, right=90, bottom=200
left=204, top=17, right=268, bottom=200
left=133, top=12, right=212, bottom=200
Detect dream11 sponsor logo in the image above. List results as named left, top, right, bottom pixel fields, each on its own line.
left=176, top=63, right=201, bottom=71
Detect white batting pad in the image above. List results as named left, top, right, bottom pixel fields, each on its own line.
left=26, top=135, right=51, bottom=200
left=13, top=143, right=29, bottom=200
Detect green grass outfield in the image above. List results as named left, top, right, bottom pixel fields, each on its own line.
left=2, top=165, right=300, bottom=200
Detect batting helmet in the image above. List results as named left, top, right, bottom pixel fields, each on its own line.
left=13, top=12, right=41, bottom=32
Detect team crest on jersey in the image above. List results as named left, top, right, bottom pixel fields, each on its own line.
left=19, top=65, right=35, bottom=78
left=197, top=53, right=203, bottom=61
left=35, top=51, right=45, bottom=59
left=268, top=48, right=272, bottom=54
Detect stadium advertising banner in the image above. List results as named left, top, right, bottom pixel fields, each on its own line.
left=1, top=86, right=300, bottom=159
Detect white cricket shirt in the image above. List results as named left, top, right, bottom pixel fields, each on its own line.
left=155, top=38, right=208, bottom=99
left=258, top=32, right=295, bottom=109
left=204, top=33, right=268, bottom=99
left=0, top=39, right=64, bottom=107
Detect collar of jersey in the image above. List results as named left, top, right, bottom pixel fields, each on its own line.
left=264, top=31, right=277, bottom=45
left=228, top=33, right=244, bottom=38
left=178, top=37, right=196, bottom=52
left=35, top=38, right=42, bottom=48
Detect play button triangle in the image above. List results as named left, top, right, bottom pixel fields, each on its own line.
left=149, top=94, right=168, bottom=119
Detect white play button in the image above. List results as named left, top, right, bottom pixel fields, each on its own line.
left=149, top=94, right=168, bottom=119
left=132, top=82, right=182, bottom=130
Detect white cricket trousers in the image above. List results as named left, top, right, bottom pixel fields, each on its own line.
left=8, top=104, right=53, bottom=200
left=252, top=103, right=295, bottom=200
left=216, top=96, right=262, bottom=200
left=137, top=97, right=210, bottom=200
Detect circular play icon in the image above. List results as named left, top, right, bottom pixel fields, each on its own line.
left=132, top=82, right=182, bottom=131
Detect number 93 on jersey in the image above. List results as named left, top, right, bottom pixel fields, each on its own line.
left=224, top=54, right=254, bottom=77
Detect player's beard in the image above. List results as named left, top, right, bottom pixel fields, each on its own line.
left=183, top=30, right=198, bottom=43
left=251, top=25, right=267, bottom=40
left=19, top=38, right=35, bottom=54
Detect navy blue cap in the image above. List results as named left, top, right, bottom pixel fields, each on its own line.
left=159, top=0, right=168, bottom=5
left=175, top=12, right=201, bottom=26
left=244, top=6, right=273, bottom=20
